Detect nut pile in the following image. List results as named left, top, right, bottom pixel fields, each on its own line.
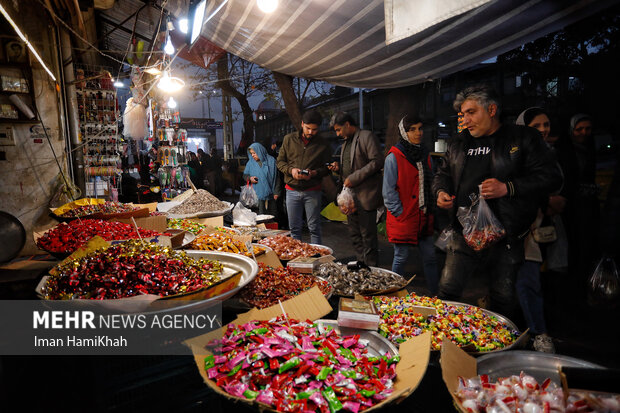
left=168, top=189, right=229, bottom=214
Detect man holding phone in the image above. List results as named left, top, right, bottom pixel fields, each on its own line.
left=277, top=110, right=332, bottom=244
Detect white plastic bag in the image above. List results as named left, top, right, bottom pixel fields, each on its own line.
left=240, top=182, right=258, bottom=208
left=123, top=97, right=147, bottom=139
left=336, top=186, right=355, bottom=213
left=232, top=201, right=257, bottom=226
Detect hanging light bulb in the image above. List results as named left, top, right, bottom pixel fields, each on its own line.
left=167, top=96, right=177, bottom=109
left=157, top=70, right=185, bottom=93
left=179, top=18, right=189, bottom=34
left=257, top=0, right=278, bottom=13
left=164, top=35, right=175, bottom=55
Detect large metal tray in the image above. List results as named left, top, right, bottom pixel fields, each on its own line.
left=477, top=350, right=603, bottom=385
left=442, top=300, right=528, bottom=354
left=158, top=200, right=234, bottom=219
left=36, top=250, right=258, bottom=314
left=315, top=319, right=398, bottom=359
left=316, top=265, right=409, bottom=297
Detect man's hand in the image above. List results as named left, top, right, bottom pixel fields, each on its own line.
left=343, top=177, right=352, bottom=188
left=250, top=176, right=258, bottom=184
left=437, top=191, right=455, bottom=209
left=274, top=194, right=279, bottom=201
left=291, top=168, right=307, bottom=180
left=328, top=162, right=339, bottom=172
left=339, top=204, right=356, bottom=215
left=480, top=178, right=508, bottom=199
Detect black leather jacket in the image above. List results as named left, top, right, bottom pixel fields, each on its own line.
left=432, top=124, right=562, bottom=238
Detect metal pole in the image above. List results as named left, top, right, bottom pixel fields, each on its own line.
left=60, top=27, right=84, bottom=194
left=358, top=88, right=364, bottom=129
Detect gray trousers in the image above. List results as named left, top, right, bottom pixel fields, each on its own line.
left=347, top=205, right=378, bottom=266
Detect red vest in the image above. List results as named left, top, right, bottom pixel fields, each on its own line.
left=385, top=146, right=433, bottom=244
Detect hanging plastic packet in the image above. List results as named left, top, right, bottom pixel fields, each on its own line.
left=434, top=227, right=454, bottom=252
left=456, top=185, right=506, bottom=251
left=240, top=181, right=258, bottom=208
left=587, top=256, right=619, bottom=308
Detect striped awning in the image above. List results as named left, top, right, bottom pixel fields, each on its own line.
left=183, top=0, right=617, bottom=88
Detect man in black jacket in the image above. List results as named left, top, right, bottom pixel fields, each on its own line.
left=432, top=85, right=562, bottom=317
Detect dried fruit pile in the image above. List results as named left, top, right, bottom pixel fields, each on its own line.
left=258, top=236, right=331, bottom=260
left=240, top=263, right=331, bottom=308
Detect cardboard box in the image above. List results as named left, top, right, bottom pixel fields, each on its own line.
left=112, top=215, right=167, bottom=233
left=286, top=256, right=319, bottom=273
left=186, top=287, right=432, bottom=412
left=337, top=297, right=381, bottom=330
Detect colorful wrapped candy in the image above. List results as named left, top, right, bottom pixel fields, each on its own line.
left=58, top=201, right=139, bottom=217
left=43, top=240, right=222, bottom=299
left=373, top=294, right=518, bottom=351
left=456, top=372, right=565, bottom=412
left=36, top=219, right=162, bottom=254
left=190, top=232, right=265, bottom=257
left=167, top=218, right=207, bottom=235
left=205, top=316, right=398, bottom=412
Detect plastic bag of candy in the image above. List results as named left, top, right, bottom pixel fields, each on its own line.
left=457, top=187, right=505, bottom=251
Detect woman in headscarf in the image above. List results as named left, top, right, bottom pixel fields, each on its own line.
left=514, top=107, right=564, bottom=353
left=382, top=114, right=438, bottom=295
left=243, top=142, right=280, bottom=216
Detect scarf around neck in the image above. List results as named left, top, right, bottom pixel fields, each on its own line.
left=396, top=118, right=432, bottom=212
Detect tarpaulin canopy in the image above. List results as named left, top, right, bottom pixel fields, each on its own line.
left=183, top=0, right=618, bottom=88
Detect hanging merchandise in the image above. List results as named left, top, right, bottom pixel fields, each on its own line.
left=123, top=97, right=147, bottom=139
left=77, top=66, right=121, bottom=198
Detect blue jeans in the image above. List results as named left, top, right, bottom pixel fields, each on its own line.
left=392, top=236, right=439, bottom=295
left=516, top=260, right=547, bottom=335
left=285, top=189, right=322, bottom=244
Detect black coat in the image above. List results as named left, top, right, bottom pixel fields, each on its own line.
left=432, top=124, right=563, bottom=238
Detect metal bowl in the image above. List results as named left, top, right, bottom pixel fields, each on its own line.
left=36, top=250, right=258, bottom=314
left=442, top=300, right=528, bottom=354
left=315, top=319, right=398, bottom=358
left=477, top=350, right=603, bottom=385
left=159, top=201, right=234, bottom=219
left=308, top=243, right=333, bottom=256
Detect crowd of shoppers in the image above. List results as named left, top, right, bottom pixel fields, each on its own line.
left=242, top=84, right=607, bottom=354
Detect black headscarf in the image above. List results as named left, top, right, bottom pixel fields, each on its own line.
left=395, top=116, right=433, bottom=213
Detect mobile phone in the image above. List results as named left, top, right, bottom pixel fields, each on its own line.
left=300, top=169, right=310, bottom=176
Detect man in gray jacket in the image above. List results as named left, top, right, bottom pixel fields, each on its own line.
left=330, top=112, right=384, bottom=266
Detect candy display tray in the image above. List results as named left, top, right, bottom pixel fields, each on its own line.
left=158, top=201, right=234, bottom=219
left=442, top=300, right=529, bottom=355
left=35, top=250, right=258, bottom=314
left=315, top=319, right=398, bottom=359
